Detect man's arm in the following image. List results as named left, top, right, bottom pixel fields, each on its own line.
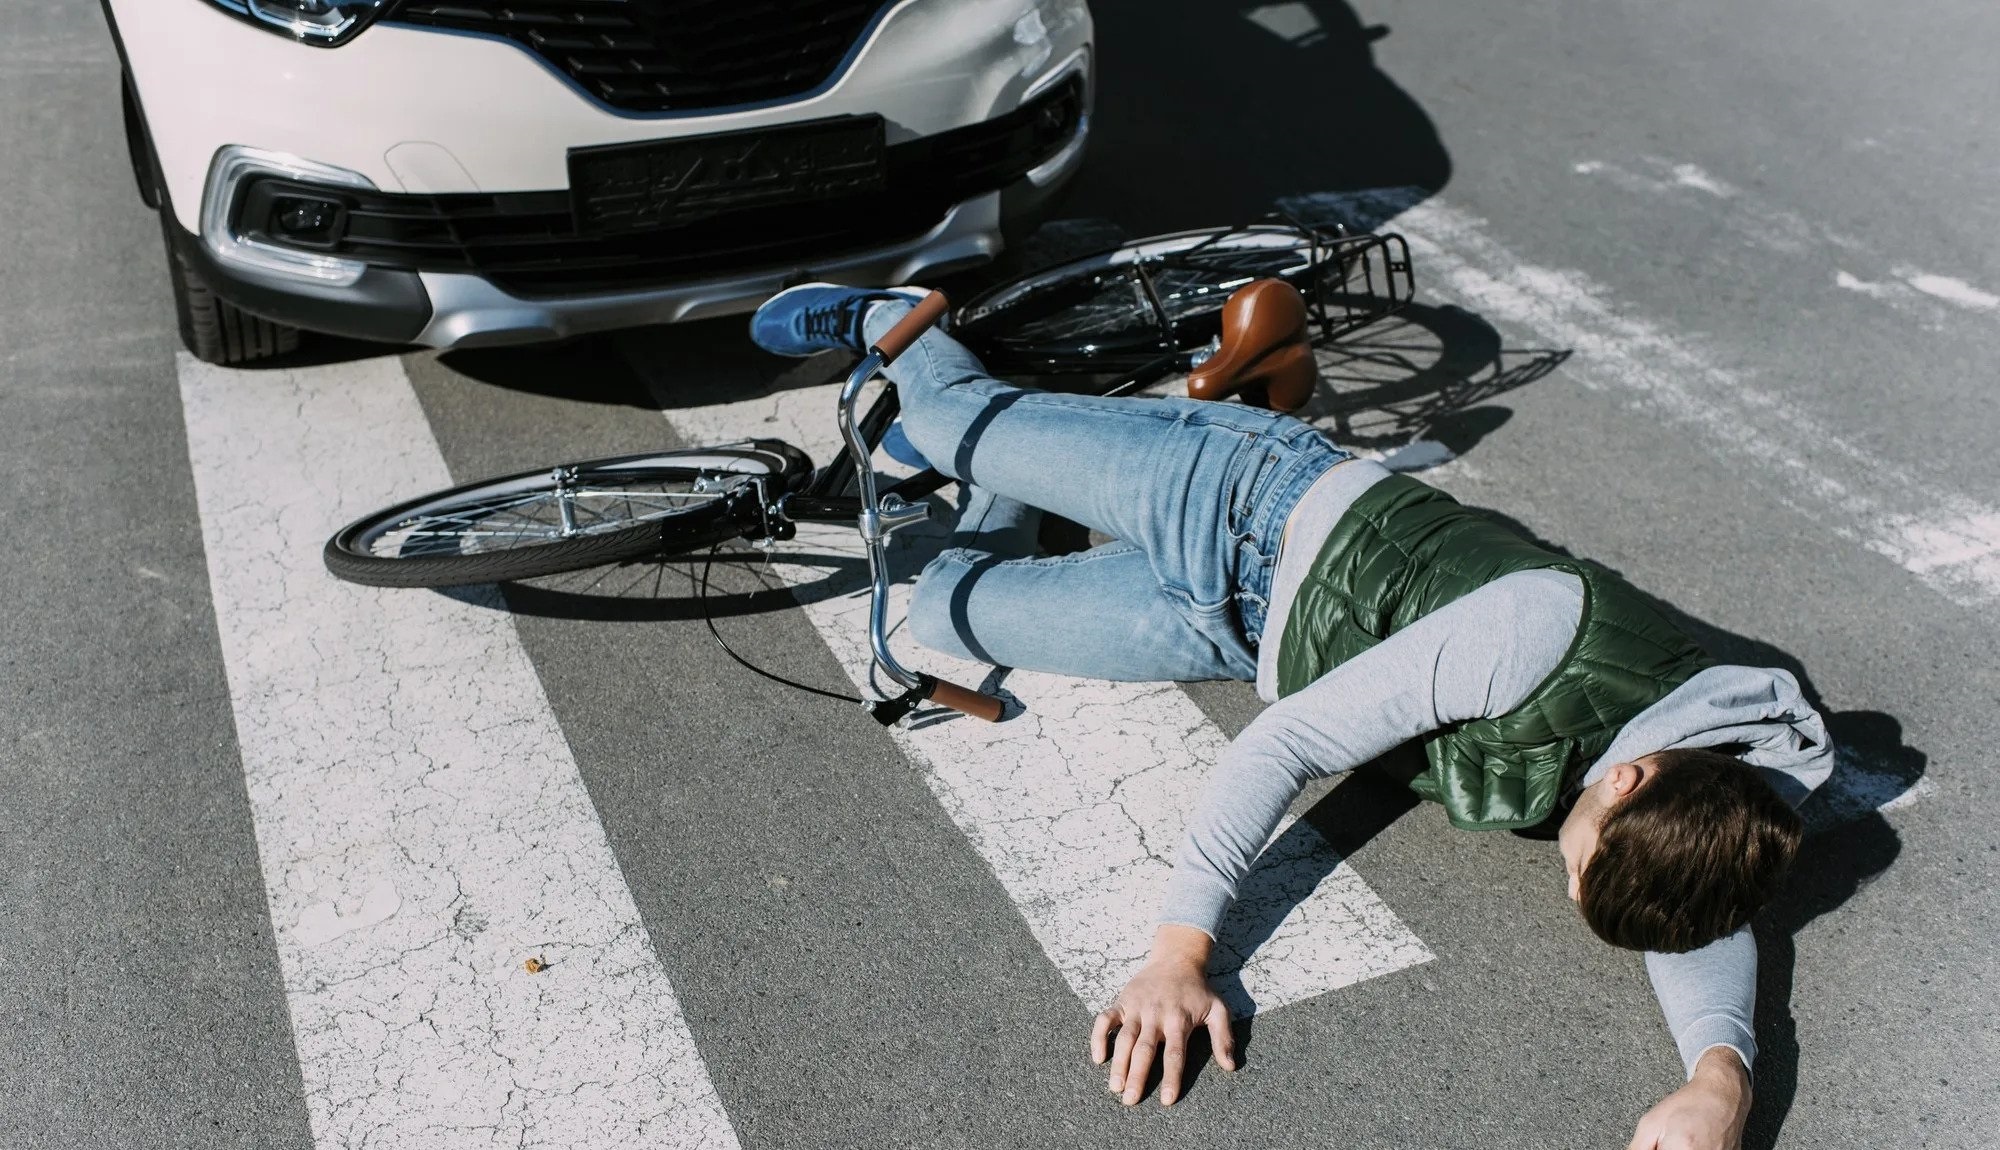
left=1096, top=570, right=1584, bottom=1104
left=1647, top=929, right=1758, bottom=1078
left=1159, top=567, right=1585, bottom=935
left=1622, top=929, right=1759, bottom=1149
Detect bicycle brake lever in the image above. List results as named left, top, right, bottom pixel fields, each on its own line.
left=866, top=683, right=928, bottom=726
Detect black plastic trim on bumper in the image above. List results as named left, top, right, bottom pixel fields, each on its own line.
left=229, top=75, right=1088, bottom=299
left=167, top=220, right=434, bottom=346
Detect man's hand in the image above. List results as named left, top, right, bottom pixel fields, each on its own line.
left=1627, top=1046, right=1752, bottom=1150
left=1089, top=924, right=1237, bottom=1106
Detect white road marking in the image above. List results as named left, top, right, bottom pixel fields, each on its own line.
left=1242, top=2, right=1327, bottom=45
left=1372, top=439, right=1458, bottom=473
left=628, top=354, right=1431, bottom=1017
left=1834, top=269, right=1902, bottom=300
left=1572, top=157, right=2000, bottom=326
left=178, top=354, right=739, bottom=1150
left=1569, top=157, right=1846, bottom=256
left=1289, top=187, right=2000, bottom=615
left=1895, top=269, right=2000, bottom=312
left=1806, top=748, right=1939, bottom=833
left=1667, top=162, right=1738, bottom=198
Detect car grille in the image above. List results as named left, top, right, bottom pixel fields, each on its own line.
left=389, top=0, right=891, bottom=113
left=232, top=77, right=1085, bottom=298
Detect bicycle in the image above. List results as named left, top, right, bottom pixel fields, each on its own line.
left=323, top=216, right=1415, bottom=725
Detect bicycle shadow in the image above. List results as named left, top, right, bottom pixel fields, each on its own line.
left=1299, top=302, right=1571, bottom=456
left=1197, top=506, right=1919, bottom=1143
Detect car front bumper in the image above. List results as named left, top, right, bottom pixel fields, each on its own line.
left=163, top=174, right=1074, bottom=350
left=157, top=57, right=1089, bottom=349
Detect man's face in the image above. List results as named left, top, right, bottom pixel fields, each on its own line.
left=1557, top=758, right=1654, bottom=902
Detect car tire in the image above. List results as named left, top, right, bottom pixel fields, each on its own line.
left=161, top=213, right=303, bottom=365
left=127, top=72, right=304, bottom=366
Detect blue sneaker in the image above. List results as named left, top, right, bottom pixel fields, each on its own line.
left=749, top=282, right=929, bottom=357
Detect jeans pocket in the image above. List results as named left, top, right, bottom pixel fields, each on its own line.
left=1167, top=586, right=1258, bottom=678
left=1225, top=443, right=1285, bottom=539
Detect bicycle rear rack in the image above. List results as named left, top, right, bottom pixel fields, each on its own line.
left=1292, top=222, right=1416, bottom=342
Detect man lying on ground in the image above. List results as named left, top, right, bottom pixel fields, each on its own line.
left=749, top=280, right=1833, bottom=1150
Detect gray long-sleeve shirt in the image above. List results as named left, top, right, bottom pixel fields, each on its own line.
left=1161, top=460, right=1829, bottom=1078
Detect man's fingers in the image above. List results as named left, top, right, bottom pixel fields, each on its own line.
left=1106, top=1019, right=1138, bottom=1093
left=1122, top=1026, right=1159, bottom=1106
left=1204, top=1002, right=1237, bottom=1072
left=1157, top=1025, right=1188, bottom=1106
left=1090, top=1008, right=1120, bottom=1065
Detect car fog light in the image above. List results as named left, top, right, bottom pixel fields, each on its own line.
left=270, top=195, right=346, bottom=246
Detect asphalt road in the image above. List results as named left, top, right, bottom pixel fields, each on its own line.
left=4, top=1, right=1997, bottom=1148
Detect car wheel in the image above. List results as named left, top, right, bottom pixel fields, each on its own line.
left=161, top=212, right=302, bottom=365
left=129, top=72, right=304, bottom=366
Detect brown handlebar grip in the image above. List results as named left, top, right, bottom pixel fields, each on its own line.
left=925, top=677, right=1004, bottom=722
left=871, top=290, right=951, bottom=365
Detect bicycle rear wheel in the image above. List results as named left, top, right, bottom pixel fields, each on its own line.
left=323, top=441, right=811, bottom=588
left=954, top=220, right=1410, bottom=377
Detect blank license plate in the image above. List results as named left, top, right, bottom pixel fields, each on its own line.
left=568, top=115, right=887, bottom=234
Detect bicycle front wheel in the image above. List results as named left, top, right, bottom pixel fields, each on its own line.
left=324, top=441, right=811, bottom=588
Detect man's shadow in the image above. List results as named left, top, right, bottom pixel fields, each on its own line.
left=1198, top=506, right=1918, bottom=1145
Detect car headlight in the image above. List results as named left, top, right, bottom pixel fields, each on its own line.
left=204, top=0, right=390, bottom=45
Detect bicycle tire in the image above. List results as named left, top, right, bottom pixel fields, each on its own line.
left=323, top=441, right=812, bottom=589
left=955, top=222, right=1391, bottom=375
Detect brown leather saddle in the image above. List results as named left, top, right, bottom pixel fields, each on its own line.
left=1184, top=278, right=1319, bottom=412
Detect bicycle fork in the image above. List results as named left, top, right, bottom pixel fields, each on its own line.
left=835, top=291, right=1005, bottom=726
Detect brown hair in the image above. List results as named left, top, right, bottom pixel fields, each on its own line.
left=1579, top=748, right=1805, bottom=953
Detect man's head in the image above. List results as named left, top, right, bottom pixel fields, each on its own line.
left=1557, top=748, right=1804, bottom=953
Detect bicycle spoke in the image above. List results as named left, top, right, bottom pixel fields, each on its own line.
left=361, top=470, right=754, bottom=559
left=964, top=227, right=1335, bottom=363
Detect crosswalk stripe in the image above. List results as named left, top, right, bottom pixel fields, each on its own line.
left=177, top=353, right=739, bottom=1149
left=627, top=351, right=1433, bottom=1017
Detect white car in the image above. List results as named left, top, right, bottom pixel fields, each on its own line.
left=105, top=0, right=1093, bottom=363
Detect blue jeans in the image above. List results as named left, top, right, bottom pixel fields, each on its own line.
left=868, top=303, right=1350, bottom=683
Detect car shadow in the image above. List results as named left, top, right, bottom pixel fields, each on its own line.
left=439, top=336, right=673, bottom=408
left=1060, top=0, right=1451, bottom=234
left=223, top=333, right=415, bottom=370
left=1199, top=506, right=1918, bottom=1141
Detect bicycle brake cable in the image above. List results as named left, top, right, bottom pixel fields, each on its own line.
left=695, top=545, right=864, bottom=705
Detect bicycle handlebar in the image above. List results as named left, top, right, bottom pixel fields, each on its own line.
left=926, top=676, right=1006, bottom=722
left=871, top=290, right=951, bottom=365
left=845, top=287, right=1003, bottom=726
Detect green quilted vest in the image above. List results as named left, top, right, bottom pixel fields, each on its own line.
left=1274, top=474, right=1713, bottom=830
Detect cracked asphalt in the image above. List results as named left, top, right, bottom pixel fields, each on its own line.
left=3, top=1, right=1996, bottom=1148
